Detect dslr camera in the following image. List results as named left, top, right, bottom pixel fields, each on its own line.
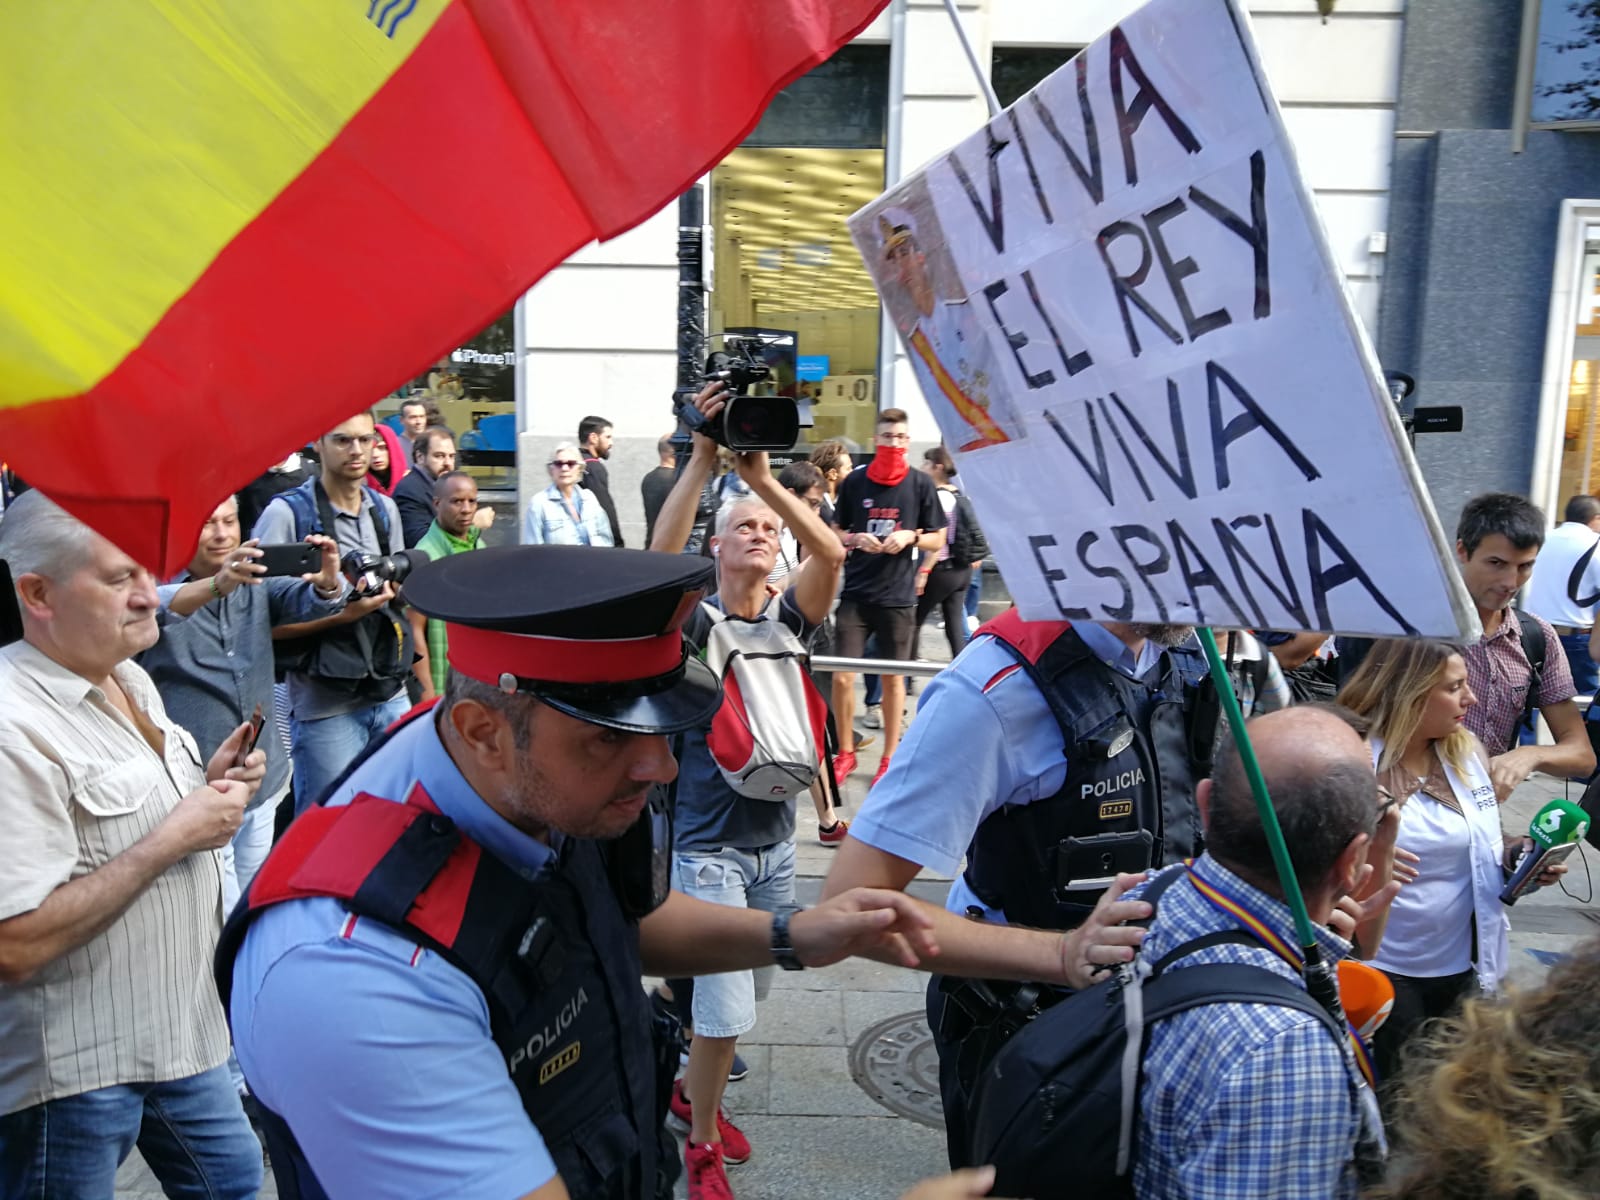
left=679, top=335, right=800, bottom=453
left=340, top=547, right=428, bottom=595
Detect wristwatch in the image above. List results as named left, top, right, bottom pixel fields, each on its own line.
left=770, top=905, right=806, bottom=971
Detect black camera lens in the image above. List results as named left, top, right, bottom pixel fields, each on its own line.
left=386, top=548, right=428, bottom=586
left=723, top=396, right=799, bottom=453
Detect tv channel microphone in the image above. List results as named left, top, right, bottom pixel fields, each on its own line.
left=1500, top=798, right=1589, bottom=906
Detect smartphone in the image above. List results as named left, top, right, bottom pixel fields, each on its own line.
left=1058, top=831, right=1156, bottom=892
left=237, top=703, right=265, bottom=767
left=257, top=542, right=321, bottom=577
left=1501, top=840, right=1580, bottom=903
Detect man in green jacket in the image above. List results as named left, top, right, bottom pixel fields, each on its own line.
left=408, top=471, right=485, bottom=702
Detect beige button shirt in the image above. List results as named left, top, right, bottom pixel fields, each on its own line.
left=0, top=640, right=230, bottom=1114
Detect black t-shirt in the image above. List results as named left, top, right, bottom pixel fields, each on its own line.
left=640, top=465, right=676, bottom=546
left=833, top=465, right=942, bottom=608
left=236, top=460, right=313, bottom=537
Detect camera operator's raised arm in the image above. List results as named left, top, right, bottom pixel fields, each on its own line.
left=649, top=381, right=726, bottom=554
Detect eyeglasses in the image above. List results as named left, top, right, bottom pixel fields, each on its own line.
left=328, top=434, right=376, bottom=450
left=878, top=432, right=911, bottom=444
left=549, top=460, right=581, bottom=469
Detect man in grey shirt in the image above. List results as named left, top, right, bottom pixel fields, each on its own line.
left=142, top=494, right=346, bottom=899
left=253, top=412, right=413, bottom=812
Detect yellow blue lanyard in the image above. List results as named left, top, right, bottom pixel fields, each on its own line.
left=1186, top=864, right=1378, bottom=1089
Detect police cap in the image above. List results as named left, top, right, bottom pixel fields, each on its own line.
left=402, top=545, right=721, bottom=734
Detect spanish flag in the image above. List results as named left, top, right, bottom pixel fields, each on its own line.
left=0, top=1, right=886, bottom=574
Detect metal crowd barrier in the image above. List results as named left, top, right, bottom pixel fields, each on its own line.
left=811, top=656, right=948, bottom=679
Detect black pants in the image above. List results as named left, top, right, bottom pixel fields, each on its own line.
left=1372, top=966, right=1476, bottom=1100
left=915, top=562, right=971, bottom=661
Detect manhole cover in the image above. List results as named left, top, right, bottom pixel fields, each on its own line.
left=849, top=1010, right=944, bottom=1127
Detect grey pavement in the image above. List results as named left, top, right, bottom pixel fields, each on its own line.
left=116, top=628, right=1600, bottom=1197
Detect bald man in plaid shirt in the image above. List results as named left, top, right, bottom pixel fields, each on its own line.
left=1133, top=707, right=1386, bottom=1198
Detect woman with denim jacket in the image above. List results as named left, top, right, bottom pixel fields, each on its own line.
left=523, top=443, right=615, bottom=546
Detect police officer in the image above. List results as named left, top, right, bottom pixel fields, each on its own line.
left=822, top=611, right=1217, bottom=1165
left=220, top=545, right=939, bottom=1200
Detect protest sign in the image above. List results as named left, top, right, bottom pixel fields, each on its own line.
left=848, top=0, right=1475, bottom=639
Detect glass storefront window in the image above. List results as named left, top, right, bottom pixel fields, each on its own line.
left=1555, top=226, right=1600, bottom=497
left=710, top=149, right=886, bottom=450
left=707, top=43, right=889, bottom=453
left=378, top=308, right=519, bottom=502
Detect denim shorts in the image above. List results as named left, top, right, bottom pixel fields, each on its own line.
left=673, top=840, right=797, bottom=1038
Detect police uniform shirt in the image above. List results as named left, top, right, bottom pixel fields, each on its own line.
left=231, top=713, right=562, bottom=1198
left=849, top=620, right=1163, bottom=923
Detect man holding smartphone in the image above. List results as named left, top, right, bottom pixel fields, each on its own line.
left=141, top=494, right=346, bottom=902
left=822, top=609, right=1219, bottom=1166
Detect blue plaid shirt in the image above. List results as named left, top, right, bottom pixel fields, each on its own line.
left=1131, top=856, right=1382, bottom=1199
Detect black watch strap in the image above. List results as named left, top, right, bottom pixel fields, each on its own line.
left=771, top=905, right=805, bottom=971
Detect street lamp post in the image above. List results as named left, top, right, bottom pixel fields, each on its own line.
left=673, top=185, right=707, bottom=469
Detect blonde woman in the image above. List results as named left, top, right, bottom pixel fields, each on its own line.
left=1370, top=936, right=1600, bottom=1200
left=1338, top=639, right=1562, bottom=1082
left=522, top=443, right=614, bottom=546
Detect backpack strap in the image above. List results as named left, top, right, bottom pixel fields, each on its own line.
left=310, top=479, right=396, bottom=557
left=1115, top=952, right=1347, bottom=1175
left=276, top=482, right=321, bottom=541
left=1568, top=535, right=1600, bottom=610
left=1515, top=611, right=1547, bottom=741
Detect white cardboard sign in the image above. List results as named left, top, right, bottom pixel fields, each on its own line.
left=848, top=0, right=1475, bottom=638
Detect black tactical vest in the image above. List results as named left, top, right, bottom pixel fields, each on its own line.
left=962, top=620, right=1215, bottom=930
left=216, top=791, right=674, bottom=1200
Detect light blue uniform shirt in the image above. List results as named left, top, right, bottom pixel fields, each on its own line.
left=850, top=620, right=1163, bottom=923
left=231, top=713, right=561, bottom=1199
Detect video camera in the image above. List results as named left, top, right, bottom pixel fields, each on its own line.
left=677, top=334, right=800, bottom=453
left=340, top=547, right=428, bottom=595
left=1386, top=371, right=1463, bottom=444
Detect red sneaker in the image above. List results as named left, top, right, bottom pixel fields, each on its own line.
left=818, top=818, right=850, bottom=847
left=870, top=756, right=893, bottom=787
left=832, top=750, right=858, bottom=781
left=667, top=1082, right=751, bottom=1165
left=685, top=1140, right=735, bottom=1200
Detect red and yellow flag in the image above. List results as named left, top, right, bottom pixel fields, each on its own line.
left=0, top=0, right=886, bottom=573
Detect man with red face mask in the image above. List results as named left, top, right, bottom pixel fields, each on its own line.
left=830, top=408, right=944, bottom=787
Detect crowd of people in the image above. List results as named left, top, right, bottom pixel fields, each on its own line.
left=2, top=382, right=1599, bottom=1199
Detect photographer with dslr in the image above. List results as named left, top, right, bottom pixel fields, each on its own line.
left=254, top=413, right=421, bottom=814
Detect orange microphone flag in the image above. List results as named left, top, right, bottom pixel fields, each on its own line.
left=1338, top=958, right=1395, bottom=1041
left=0, top=0, right=886, bottom=574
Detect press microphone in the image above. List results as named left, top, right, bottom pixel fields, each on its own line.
left=1500, top=798, right=1589, bottom=905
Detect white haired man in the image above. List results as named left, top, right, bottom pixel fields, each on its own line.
left=648, top=382, right=845, bottom=1199
left=0, top=491, right=267, bottom=1197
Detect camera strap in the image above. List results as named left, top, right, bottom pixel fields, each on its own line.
left=311, top=479, right=406, bottom=680
left=312, top=479, right=397, bottom=557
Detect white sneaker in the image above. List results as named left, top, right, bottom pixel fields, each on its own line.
left=863, top=704, right=883, bottom=729
left=966, top=614, right=980, bottom=635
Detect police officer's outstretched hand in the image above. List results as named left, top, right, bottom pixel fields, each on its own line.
left=899, top=1166, right=997, bottom=1200
left=791, top=888, right=940, bottom=968
left=1060, top=872, right=1155, bottom=990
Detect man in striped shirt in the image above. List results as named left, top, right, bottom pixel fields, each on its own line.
left=0, top=491, right=267, bottom=1198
